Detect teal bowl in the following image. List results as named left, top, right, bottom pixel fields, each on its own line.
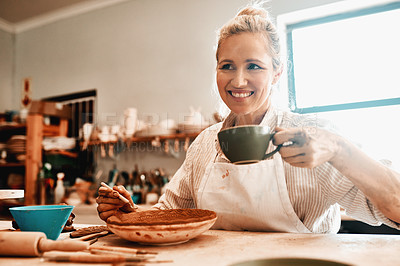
left=9, top=205, right=74, bottom=240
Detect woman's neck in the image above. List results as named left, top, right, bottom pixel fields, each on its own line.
left=235, top=114, right=264, bottom=126
left=234, top=103, right=270, bottom=126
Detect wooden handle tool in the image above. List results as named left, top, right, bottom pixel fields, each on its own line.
left=44, top=251, right=154, bottom=263
left=90, top=245, right=158, bottom=255
left=44, top=252, right=126, bottom=263
left=0, top=231, right=89, bottom=257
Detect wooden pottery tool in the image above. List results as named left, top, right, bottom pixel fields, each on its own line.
left=72, top=230, right=109, bottom=241
left=89, top=245, right=158, bottom=255
left=0, top=231, right=89, bottom=257
left=43, top=251, right=168, bottom=263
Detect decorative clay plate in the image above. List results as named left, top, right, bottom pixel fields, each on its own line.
left=107, top=209, right=217, bottom=245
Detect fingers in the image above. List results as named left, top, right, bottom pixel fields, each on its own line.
left=98, top=185, right=131, bottom=205
left=97, top=202, right=119, bottom=212
left=111, top=186, right=134, bottom=211
left=273, top=128, right=291, bottom=146
left=273, top=128, right=309, bottom=148
left=96, top=202, right=124, bottom=221
left=96, top=192, right=125, bottom=222
left=98, top=186, right=118, bottom=198
left=274, top=127, right=334, bottom=169
left=114, top=185, right=133, bottom=202
left=98, top=210, right=115, bottom=221
left=281, top=153, right=306, bottom=165
left=96, top=198, right=117, bottom=221
left=96, top=184, right=137, bottom=222
left=280, top=150, right=320, bottom=168
left=279, top=145, right=304, bottom=158
left=98, top=184, right=136, bottom=213
left=274, top=129, right=313, bottom=168
left=96, top=195, right=124, bottom=205
left=279, top=144, right=306, bottom=164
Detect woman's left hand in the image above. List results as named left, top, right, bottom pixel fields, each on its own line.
left=273, top=126, right=340, bottom=168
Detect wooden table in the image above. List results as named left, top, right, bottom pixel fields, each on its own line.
left=1, top=220, right=400, bottom=266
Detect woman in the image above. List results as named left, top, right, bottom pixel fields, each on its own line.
left=97, top=4, right=400, bottom=233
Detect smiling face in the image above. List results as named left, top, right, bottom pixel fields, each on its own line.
left=216, top=32, right=281, bottom=125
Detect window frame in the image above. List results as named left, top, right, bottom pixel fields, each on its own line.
left=279, top=1, right=400, bottom=114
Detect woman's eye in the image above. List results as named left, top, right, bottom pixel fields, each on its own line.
left=220, top=64, right=233, bottom=70
left=248, top=63, right=262, bottom=70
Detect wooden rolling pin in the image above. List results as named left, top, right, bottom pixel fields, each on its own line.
left=0, top=231, right=89, bottom=257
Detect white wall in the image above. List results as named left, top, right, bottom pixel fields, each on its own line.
left=2, top=0, right=344, bottom=178
left=7, top=0, right=342, bottom=125
left=270, top=0, right=341, bottom=16
left=13, top=0, right=247, bottom=125
left=0, top=29, right=14, bottom=111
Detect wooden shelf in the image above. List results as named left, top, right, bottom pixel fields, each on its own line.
left=0, top=162, right=25, bottom=168
left=46, top=150, right=78, bottom=158
left=0, top=123, right=65, bottom=137
left=85, top=132, right=200, bottom=146
left=0, top=124, right=26, bottom=142
left=43, top=124, right=68, bottom=137
left=0, top=123, right=26, bottom=131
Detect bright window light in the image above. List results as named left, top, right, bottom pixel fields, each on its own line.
left=316, top=105, right=400, bottom=171
left=284, top=3, right=400, bottom=171
left=291, top=8, right=400, bottom=108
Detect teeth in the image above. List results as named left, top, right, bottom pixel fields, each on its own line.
left=231, top=92, right=252, bottom=98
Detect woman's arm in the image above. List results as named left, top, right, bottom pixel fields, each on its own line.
left=274, top=127, right=400, bottom=224
left=329, top=135, right=400, bottom=223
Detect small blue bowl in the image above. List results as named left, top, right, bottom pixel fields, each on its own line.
left=9, top=205, right=74, bottom=240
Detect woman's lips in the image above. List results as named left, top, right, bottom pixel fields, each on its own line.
left=228, top=91, right=254, bottom=98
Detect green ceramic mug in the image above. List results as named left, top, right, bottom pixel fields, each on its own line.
left=217, top=125, right=282, bottom=164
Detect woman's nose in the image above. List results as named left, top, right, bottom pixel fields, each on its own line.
left=231, top=69, right=248, bottom=88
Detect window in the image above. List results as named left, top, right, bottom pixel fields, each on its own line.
left=279, top=1, right=400, bottom=170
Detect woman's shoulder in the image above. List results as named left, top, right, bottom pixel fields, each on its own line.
left=280, top=110, right=339, bottom=133
left=193, top=122, right=222, bottom=142
left=183, top=122, right=221, bottom=166
left=185, top=122, right=222, bottom=152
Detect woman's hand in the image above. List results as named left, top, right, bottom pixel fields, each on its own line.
left=273, top=126, right=341, bottom=168
left=96, top=185, right=136, bottom=222
left=274, top=126, right=400, bottom=223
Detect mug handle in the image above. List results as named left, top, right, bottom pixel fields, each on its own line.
left=263, top=132, right=282, bottom=160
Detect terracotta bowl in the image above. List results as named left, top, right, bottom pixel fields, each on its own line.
left=107, top=209, right=217, bottom=245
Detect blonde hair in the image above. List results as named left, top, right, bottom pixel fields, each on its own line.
left=216, top=2, right=281, bottom=71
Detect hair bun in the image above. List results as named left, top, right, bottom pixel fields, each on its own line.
left=237, top=6, right=268, bottom=19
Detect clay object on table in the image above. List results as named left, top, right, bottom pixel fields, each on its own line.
left=69, top=225, right=109, bottom=238
left=107, top=209, right=217, bottom=245
left=107, top=209, right=217, bottom=226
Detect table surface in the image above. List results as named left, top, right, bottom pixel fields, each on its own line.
left=1, top=220, right=400, bottom=266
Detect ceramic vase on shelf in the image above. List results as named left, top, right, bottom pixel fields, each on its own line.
left=124, top=108, right=137, bottom=138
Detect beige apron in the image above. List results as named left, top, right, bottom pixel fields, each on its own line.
left=197, top=113, right=310, bottom=233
